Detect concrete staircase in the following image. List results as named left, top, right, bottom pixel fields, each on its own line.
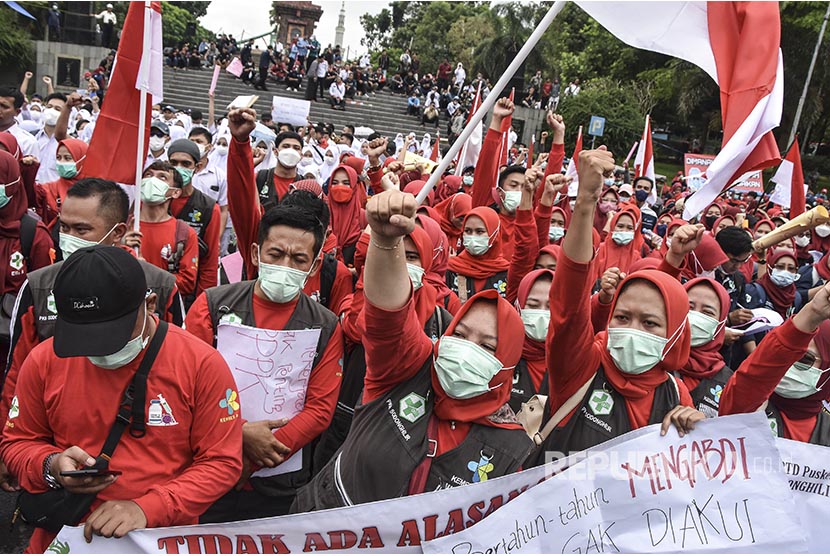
left=160, top=66, right=448, bottom=142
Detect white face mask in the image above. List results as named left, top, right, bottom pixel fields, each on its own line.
left=816, top=224, right=830, bottom=238
left=795, top=235, right=810, bottom=248
left=769, top=268, right=799, bottom=288
left=548, top=226, right=565, bottom=242
left=278, top=147, right=302, bottom=168
left=59, top=223, right=119, bottom=258
left=257, top=248, right=312, bottom=303
left=501, top=190, right=521, bottom=212
left=151, top=109, right=160, bottom=119
left=28, top=110, right=43, bottom=123
left=775, top=361, right=829, bottom=399
left=606, top=326, right=676, bottom=375
left=197, top=144, right=208, bottom=159
left=298, top=157, right=313, bottom=168
left=214, top=144, right=229, bottom=156
left=463, top=234, right=490, bottom=256
left=612, top=230, right=635, bottom=245
left=149, top=136, right=167, bottom=152
left=88, top=305, right=149, bottom=369
left=324, top=155, right=336, bottom=164
left=140, top=176, right=171, bottom=205
left=43, top=107, right=61, bottom=127
left=688, top=310, right=721, bottom=347
left=434, top=336, right=504, bottom=399
left=406, top=263, right=425, bottom=290
left=521, top=308, right=549, bottom=342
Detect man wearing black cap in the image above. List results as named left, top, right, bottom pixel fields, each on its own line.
left=146, top=121, right=170, bottom=168
left=166, top=138, right=221, bottom=307
left=1, top=246, right=242, bottom=552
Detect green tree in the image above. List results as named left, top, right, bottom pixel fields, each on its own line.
left=556, top=77, right=642, bottom=156
left=447, top=13, right=495, bottom=70
left=360, top=8, right=392, bottom=50
left=0, top=6, right=34, bottom=75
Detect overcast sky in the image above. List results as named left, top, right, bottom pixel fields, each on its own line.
left=200, top=1, right=389, bottom=58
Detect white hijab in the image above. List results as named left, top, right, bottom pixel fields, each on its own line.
left=319, top=144, right=341, bottom=184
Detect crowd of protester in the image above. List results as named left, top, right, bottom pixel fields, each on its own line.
left=2, top=56, right=830, bottom=552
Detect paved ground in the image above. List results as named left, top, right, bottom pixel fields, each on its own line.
left=0, top=490, right=33, bottom=554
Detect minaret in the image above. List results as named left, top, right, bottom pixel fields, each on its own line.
left=334, top=1, right=345, bottom=47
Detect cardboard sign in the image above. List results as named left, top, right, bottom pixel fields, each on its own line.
left=271, top=96, right=311, bottom=127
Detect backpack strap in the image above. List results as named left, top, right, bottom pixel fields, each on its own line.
left=318, top=253, right=338, bottom=308
left=168, top=220, right=190, bottom=274
left=524, top=372, right=596, bottom=447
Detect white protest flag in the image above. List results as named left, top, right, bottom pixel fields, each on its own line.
left=769, top=138, right=808, bottom=215
left=423, top=412, right=807, bottom=554
left=576, top=1, right=783, bottom=220
left=633, top=114, right=657, bottom=204
left=454, top=82, right=483, bottom=175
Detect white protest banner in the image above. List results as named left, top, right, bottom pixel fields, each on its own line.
left=272, top=96, right=311, bottom=128
left=50, top=454, right=567, bottom=554
left=423, top=412, right=806, bottom=554
left=776, top=437, right=830, bottom=552
left=216, top=323, right=320, bottom=477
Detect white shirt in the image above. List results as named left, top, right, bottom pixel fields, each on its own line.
left=275, top=41, right=284, bottom=54
left=35, top=128, right=59, bottom=183
left=316, top=59, right=329, bottom=78
left=425, top=92, right=440, bottom=109
left=329, top=82, right=345, bottom=100
left=359, top=54, right=370, bottom=68
left=192, top=165, right=228, bottom=208
left=144, top=149, right=168, bottom=170
left=95, top=10, right=117, bottom=24
left=454, top=67, right=466, bottom=84
left=6, top=123, right=37, bottom=158
left=447, top=101, right=459, bottom=116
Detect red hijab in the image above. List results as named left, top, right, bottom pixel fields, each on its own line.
left=548, top=207, right=569, bottom=245
left=416, top=214, right=453, bottom=302
left=682, top=277, right=729, bottom=379
left=681, top=232, right=728, bottom=281
left=629, top=257, right=660, bottom=272
left=408, top=226, right=439, bottom=326
left=593, top=187, right=618, bottom=236
left=659, top=217, right=687, bottom=257
left=596, top=269, right=691, bottom=399
left=593, top=206, right=643, bottom=280
left=436, top=175, right=462, bottom=203
left=405, top=180, right=433, bottom=206
left=815, top=250, right=830, bottom=281
left=0, top=150, right=25, bottom=238
left=771, top=320, right=830, bottom=420
left=0, top=132, right=36, bottom=210
left=431, top=289, right=524, bottom=425
left=434, top=192, right=471, bottom=247
left=43, top=138, right=88, bottom=211
left=516, top=269, right=554, bottom=361
left=326, top=164, right=366, bottom=248
left=758, top=249, right=798, bottom=317
left=447, top=206, right=509, bottom=279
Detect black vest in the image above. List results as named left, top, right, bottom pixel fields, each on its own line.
left=682, top=365, right=734, bottom=418
left=205, top=281, right=338, bottom=497
left=26, top=259, right=176, bottom=341
left=767, top=402, right=830, bottom=447
left=312, top=306, right=453, bottom=473
left=529, top=366, right=679, bottom=467
left=293, top=360, right=532, bottom=512
left=509, top=359, right=549, bottom=414
left=255, top=168, right=301, bottom=212
left=445, top=270, right=508, bottom=300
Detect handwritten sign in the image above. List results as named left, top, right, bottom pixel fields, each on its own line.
left=216, top=323, right=320, bottom=477
left=271, top=96, right=311, bottom=127
left=51, top=452, right=563, bottom=553
left=225, top=57, right=243, bottom=77
left=776, top=437, right=830, bottom=552
left=423, top=412, right=806, bottom=554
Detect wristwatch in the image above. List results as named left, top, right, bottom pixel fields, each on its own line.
left=43, top=452, right=62, bottom=490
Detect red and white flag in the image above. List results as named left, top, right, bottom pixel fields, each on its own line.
left=83, top=1, right=163, bottom=184
left=454, top=82, right=483, bottom=175
left=633, top=114, right=656, bottom=204
left=430, top=131, right=440, bottom=162
left=526, top=134, right=535, bottom=169
left=577, top=1, right=783, bottom=219
left=497, top=88, right=515, bottom=167
left=564, top=126, right=583, bottom=197
left=770, top=138, right=807, bottom=216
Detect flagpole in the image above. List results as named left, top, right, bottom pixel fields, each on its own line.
left=416, top=0, right=567, bottom=205
left=133, top=1, right=152, bottom=255
left=788, top=1, right=830, bottom=148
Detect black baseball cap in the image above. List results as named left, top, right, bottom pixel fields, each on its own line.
left=53, top=246, right=148, bottom=358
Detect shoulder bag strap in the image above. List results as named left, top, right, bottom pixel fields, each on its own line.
left=94, top=320, right=169, bottom=468
left=532, top=372, right=595, bottom=447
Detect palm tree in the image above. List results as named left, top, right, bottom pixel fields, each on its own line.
left=473, top=2, right=545, bottom=81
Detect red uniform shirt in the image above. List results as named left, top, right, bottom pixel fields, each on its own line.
left=1, top=321, right=243, bottom=553
left=140, top=218, right=199, bottom=296
left=185, top=290, right=344, bottom=462
left=170, top=194, right=221, bottom=295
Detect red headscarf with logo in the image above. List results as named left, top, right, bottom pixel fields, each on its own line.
left=681, top=277, right=730, bottom=380
left=447, top=206, right=509, bottom=279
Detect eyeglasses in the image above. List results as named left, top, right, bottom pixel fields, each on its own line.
left=727, top=253, right=752, bottom=265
